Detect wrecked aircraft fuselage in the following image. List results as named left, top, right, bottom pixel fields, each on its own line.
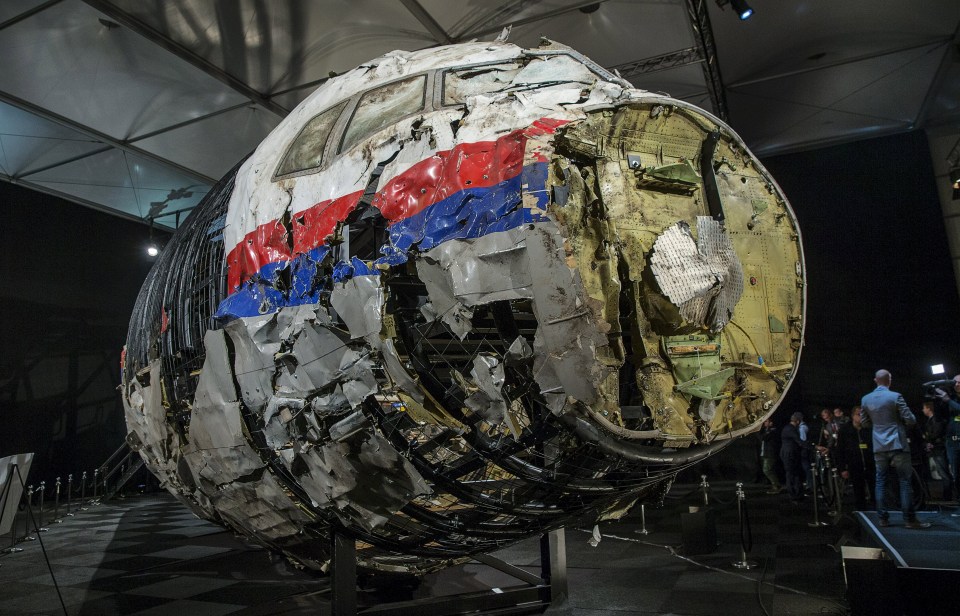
left=122, top=40, right=805, bottom=574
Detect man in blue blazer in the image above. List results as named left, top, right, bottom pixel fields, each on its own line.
left=860, top=369, right=930, bottom=529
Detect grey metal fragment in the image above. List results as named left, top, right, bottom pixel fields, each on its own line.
left=464, top=355, right=509, bottom=426
left=330, top=275, right=384, bottom=340
left=225, top=317, right=279, bottom=414
left=214, top=472, right=311, bottom=541
left=297, top=433, right=430, bottom=531
left=381, top=338, right=425, bottom=402
left=505, top=336, right=534, bottom=365
left=263, top=396, right=307, bottom=425
left=524, top=224, right=609, bottom=406
left=649, top=217, right=744, bottom=332
left=338, top=350, right=378, bottom=408
left=421, top=228, right=533, bottom=307
left=278, top=303, right=329, bottom=341
left=187, top=329, right=265, bottom=483
left=329, top=410, right=371, bottom=442
left=415, top=255, right=475, bottom=339
left=276, top=322, right=350, bottom=396
left=311, top=386, right=352, bottom=415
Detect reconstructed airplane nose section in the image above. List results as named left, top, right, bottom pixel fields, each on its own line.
left=121, top=40, right=804, bottom=574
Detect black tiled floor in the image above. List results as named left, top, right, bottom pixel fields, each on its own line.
left=0, top=482, right=874, bottom=615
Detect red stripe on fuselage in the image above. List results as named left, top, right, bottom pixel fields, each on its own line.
left=224, top=117, right=569, bottom=291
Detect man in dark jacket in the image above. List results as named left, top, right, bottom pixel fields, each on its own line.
left=781, top=412, right=814, bottom=502
left=835, top=406, right=874, bottom=510
left=921, top=400, right=953, bottom=501
left=760, top=419, right=782, bottom=494
left=934, top=374, right=960, bottom=499
left=861, top=369, right=929, bottom=528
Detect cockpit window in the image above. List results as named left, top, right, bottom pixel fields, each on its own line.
left=443, top=62, right=523, bottom=106
left=276, top=101, right=348, bottom=179
left=340, top=75, right=427, bottom=154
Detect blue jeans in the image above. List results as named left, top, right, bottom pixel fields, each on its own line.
left=875, top=450, right=914, bottom=521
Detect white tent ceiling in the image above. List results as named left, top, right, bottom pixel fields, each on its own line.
left=0, top=0, right=957, bottom=228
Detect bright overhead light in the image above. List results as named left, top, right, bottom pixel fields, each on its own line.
left=730, top=0, right=754, bottom=20
left=147, top=244, right=160, bottom=257
left=932, top=364, right=945, bottom=375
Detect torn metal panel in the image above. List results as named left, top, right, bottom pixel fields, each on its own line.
left=297, top=432, right=430, bottom=532
left=276, top=321, right=351, bottom=396
left=330, top=274, right=384, bottom=341
left=337, top=350, right=378, bottom=408
left=186, top=330, right=266, bottom=483
left=380, top=338, right=424, bottom=403
left=224, top=316, right=278, bottom=414
left=420, top=227, right=534, bottom=307
left=649, top=217, right=744, bottom=332
left=213, top=472, right=312, bottom=542
left=415, top=260, right=475, bottom=339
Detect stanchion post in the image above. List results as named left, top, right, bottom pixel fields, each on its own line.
left=91, top=469, right=99, bottom=504
left=24, top=486, right=36, bottom=542
left=700, top=474, right=710, bottom=507
left=53, top=477, right=62, bottom=523
left=65, top=474, right=74, bottom=516
left=830, top=468, right=842, bottom=517
left=80, top=471, right=88, bottom=511
left=634, top=504, right=650, bottom=535
left=36, top=481, right=48, bottom=532
left=731, top=482, right=756, bottom=569
left=808, top=463, right=828, bottom=527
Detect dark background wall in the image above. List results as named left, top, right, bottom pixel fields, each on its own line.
left=764, top=129, right=960, bottom=419
left=0, top=183, right=168, bottom=485
left=2, top=129, right=958, bottom=486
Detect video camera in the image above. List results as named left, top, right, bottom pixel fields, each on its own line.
left=922, top=379, right=955, bottom=399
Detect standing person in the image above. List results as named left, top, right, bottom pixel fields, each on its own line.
left=835, top=407, right=873, bottom=510
left=920, top=401, right=954, bottom=501
left=860, top=369, right=930, bottom=529
left=781, top=412, right=812, bottom=503
left=760, top=419, right=782, bottom=494
left=934, top=374, right=960, bottom=499
left=833, top=407, right=849, bottom=426
left=799, top=413, right=813, bottom=492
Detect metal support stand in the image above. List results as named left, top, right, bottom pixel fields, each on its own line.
left=731, top=482, right=756, bottom=569
left=328, top=526, right=564, bottom=615
left=330, top=526, right=357, bottom=616
left=65, top=475, right=74, bottom=517
left=36, top=482, right=48, bottom=532
left=634, top=504, right=650, bottom=535
left=540, top=528, right=567, bottom=606
left=700, top=474, right=710, bottom=506
left=53, top=478, right=62, bottom=523
left=808, top=463, right=828, bottom=527
left=80, top=472, right=88, bottom=511
left=24, top=486, right=36, bottom=541
left=91, top=469, right=99, bottom=505
left=830, top=468, right=842, bottom=517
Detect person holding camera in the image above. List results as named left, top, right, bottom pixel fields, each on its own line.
left=934, top=374, right=960, bottom=498
left=860, top=369, right=930, bottom=529
left=920, top=400, right=953, bottom=501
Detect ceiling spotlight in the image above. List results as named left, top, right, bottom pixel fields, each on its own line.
left=147, top=243, right=160, bottom=257
left=578, top=3, right=601, bottom=14
left=730, top=0, right=754, bottom=20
